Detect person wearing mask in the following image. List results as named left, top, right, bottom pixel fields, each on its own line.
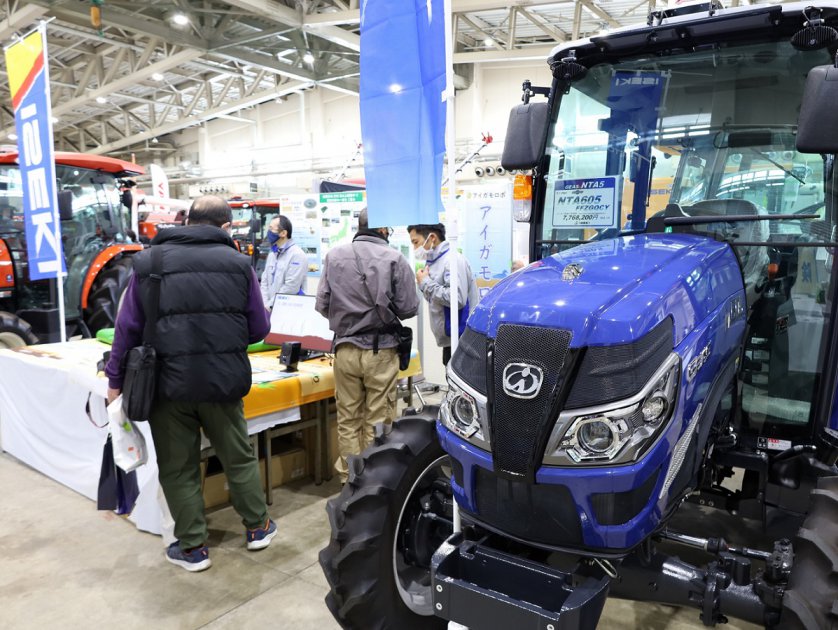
left=261, top=215, right=308, bottom=307
left=105, top=196, right=275, bottom=572
left=408, top=223, right=480, bottom=366
left=316, top=209, right=419, bottom=484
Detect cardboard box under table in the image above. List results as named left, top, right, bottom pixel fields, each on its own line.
left=0, top=339, right=334, bottom=537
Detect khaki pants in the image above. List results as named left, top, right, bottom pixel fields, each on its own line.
left=333, top=343, right=398, bottom=483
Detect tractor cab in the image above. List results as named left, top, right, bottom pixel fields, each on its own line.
left=228, top=199, right=280, bottom=272
left=0, top=151, right=144, bottom=341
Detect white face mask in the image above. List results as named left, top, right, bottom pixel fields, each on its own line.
left=413, top=235, right=431, bottom=261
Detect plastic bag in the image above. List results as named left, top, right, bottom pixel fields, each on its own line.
left=108, top=395, right=148, bottom=472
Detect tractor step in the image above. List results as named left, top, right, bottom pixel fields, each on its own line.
left=431, top=533, right=609, bottom=630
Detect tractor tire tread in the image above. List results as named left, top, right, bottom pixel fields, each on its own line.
left=320, top=415, right=447, bottom=630
left=0, top=311, right=38, bottom=346
left=780, top=475, right=838, bottom=630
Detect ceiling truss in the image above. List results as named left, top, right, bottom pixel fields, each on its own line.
left=0, top=0, right=735, bottom=158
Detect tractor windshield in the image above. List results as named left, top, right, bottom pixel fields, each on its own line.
left=537, top=38, right=838, bottom=440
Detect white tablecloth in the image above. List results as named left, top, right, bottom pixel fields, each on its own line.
left=0, top=340, right=300, bottom=541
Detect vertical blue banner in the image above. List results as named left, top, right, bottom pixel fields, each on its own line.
left=360, top=0, right=446, bottom=228
left=4, top=25, right=64, bottom=281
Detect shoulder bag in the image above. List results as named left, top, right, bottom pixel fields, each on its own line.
left=122, top=246, right=163, bottom=422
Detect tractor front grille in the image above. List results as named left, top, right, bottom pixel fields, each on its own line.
left=466, top=467, right=583, bottom=547
left=491, top=324, right=572, bottom=480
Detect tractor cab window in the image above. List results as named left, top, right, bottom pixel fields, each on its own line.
left=0, top=166, right=24, bottom=234
left=537, top=39, right=838, bottom=442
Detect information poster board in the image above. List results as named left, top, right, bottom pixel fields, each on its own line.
left=551, top=177, right=618, bottom=229
left=279, top=195, right=323, bottom=275
left=318, top=191, right=366, bottom=265
left=459, top=183, right=513, bottom=300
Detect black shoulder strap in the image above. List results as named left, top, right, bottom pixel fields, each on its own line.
left=142, top=246, right=163, bottom=346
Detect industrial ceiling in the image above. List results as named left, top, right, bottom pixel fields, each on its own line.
left=0, top=0, right=763, bottom=161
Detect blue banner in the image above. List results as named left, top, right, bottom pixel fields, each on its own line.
left=5, top=25, right=64, bottom=280
left=360, top=0, right=446, bottom=228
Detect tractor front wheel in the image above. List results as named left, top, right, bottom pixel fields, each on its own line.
left=779, top=475, right=838, bottom=629
left=83, top=255, right=134, bottom=334
left=319, top=413, right=452, bottom=630
left=0, top=311, right=37, bottom=348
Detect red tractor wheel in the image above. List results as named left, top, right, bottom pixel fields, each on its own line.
left=83, top=256, right=134, bottom=334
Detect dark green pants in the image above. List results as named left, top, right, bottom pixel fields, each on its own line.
left=148, top=399, right=268, bottom=549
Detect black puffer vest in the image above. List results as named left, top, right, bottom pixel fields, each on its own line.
left=133, top=225, right=253, bottom=402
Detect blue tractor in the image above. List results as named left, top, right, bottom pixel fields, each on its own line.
left=320, top=2, right=838, bottom=627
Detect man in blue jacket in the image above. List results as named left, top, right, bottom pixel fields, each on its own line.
left=261, top=215, right=308, bottom=307
left=106, top=196, right=275, bottom=572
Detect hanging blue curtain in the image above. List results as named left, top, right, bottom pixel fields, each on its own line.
left=360, top=0, right=446, bottom=227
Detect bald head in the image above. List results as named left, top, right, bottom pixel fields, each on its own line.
left=187, top=195, right=233, bottom=228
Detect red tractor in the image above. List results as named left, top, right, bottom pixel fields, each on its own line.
left=228, top=198, right=280, bottom=272
left=0, top=149, right=145, bottom=347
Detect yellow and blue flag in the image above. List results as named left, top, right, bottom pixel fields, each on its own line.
left=360, top=0, right=446, bottom=228
left=4, top=24, right=64, bottom=280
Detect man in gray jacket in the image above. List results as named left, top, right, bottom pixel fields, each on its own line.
left=408, top=223, right=480, bottom=366
left=261, top=215, right=308, bottom=307
left=316, top=209, right=419, bottom=483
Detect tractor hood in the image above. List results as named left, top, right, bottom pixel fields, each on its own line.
left=468, top=233, right=744, bottom=348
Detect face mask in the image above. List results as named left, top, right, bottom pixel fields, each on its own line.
left=413, top=235, right=431, bottom=261
left=267, top=231, right=280, bottom=245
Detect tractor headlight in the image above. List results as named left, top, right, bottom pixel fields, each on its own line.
left=441, top=368, right=489, bottom=447
left=544, top=353, right=680, bottom=465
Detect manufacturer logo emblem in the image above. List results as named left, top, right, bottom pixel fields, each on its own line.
left=502, top=363, right=544, bottom=399
left=686, top=344, right=711, bottom=382
left=562, top=263, right=584, bottom=282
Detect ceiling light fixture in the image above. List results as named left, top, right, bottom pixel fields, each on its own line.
left=484, top=37, right=495, bottom=47
left=389, top=83, right=403, bottom=94
left=303, top=51, right=315, bottom=64
left=171, top=12, right=189, bottom=26
left=151, top=72, right=165, bottom=81
left=96, top=95, right=107, bottom=104
left=8, top=133, right=17, bottom=140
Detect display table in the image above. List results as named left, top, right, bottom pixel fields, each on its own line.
left=0, top=340, right=327, bottom=539
left=0, top=339, right=421, bottom=540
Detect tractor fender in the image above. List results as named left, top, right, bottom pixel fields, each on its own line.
left=80, top=244, right=142, bottom=310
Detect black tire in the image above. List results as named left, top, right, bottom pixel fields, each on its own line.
left=83, top=255, right=134, bottom=334
left=0, top=311, right=38, bottom=348
left=780, top=475, right=838, bottom=630
left=319, top=413, right=450, bottom=630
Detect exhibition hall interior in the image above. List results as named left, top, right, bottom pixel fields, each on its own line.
left=0, top=1, right=836, bottom=629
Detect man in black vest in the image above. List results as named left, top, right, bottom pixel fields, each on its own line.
left=105, top=196, right=274, bottom=572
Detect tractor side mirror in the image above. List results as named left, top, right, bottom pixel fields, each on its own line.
left=57, top=189, right=73, bottom=221
left=501, top=101, right=549, bottom=171
left=797, top=64, right=838, bottom=153
left=249, top=217, right=262, bottom=234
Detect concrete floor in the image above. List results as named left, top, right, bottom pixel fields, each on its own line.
left=0, top=450, right=764, bottom=630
